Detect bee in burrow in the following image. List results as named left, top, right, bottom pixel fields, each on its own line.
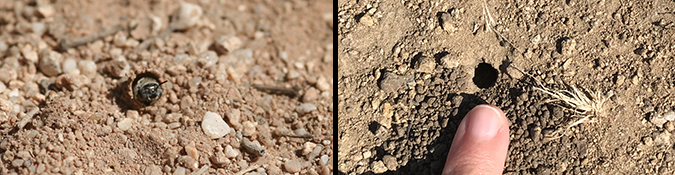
left=132, top=75, right=166, bottom=105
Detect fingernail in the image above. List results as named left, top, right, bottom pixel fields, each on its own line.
left=464, top=105, right=503, bottom=141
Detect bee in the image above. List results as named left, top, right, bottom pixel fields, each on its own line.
left=132, top=75, right=166, bottom=105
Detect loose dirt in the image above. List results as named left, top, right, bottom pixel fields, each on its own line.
left=0, top=0, right=333, bottom=174
left=338, top=0, right=675, bottom=174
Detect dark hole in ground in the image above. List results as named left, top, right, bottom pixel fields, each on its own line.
left=473, top=63, right=498, bottom=88
left=369, top=121, right=382, bottom=135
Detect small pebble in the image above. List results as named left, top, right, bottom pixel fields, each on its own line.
left=224, top=145, right=239, bottom=158
left=665, top=121, right=675, bottom=132
left=22, top=44, right=39, bottom=63
left=316, top=76, right=331, bottom=91
left=296, top=103, right=317, bottom=116
left=359, top=14, right=375, bottom=26
left=382, top=155, right=398, bottom=170
left=664, top=111, right=675, bottom=121
left=62, top=58, right=78, bottom=74
left=189, top=77, right=202, bottom=89
left=295, top=128, right=308, bottom=135
left=308, top=145, right=322, bottom=160
left=117, top=118, right=134, bottom=131
left=302, top=142, right=317, bottom=156
left=371, top=161, right=388, bottom=173
left=320, top=155, right=329, bottom=165
left=242, top=120, right=257, bottom=137
left=414, top=56, right=436, bottom=73
left=213, top=35, right=243, bottom=54
left=302, top=88, right=319, bottom=102
left=284, top=159, right=302, bottom=173
left=197, top=51, right=218, bottom=68
left=171, top=2, right=203, bottom=30
left=37, top=4, right=55, bottom=18
left=77, top=60, right=97, bottom=78
left=12, top=159, right=24, bottom=167
left=286, top=69, right=300, bottom=80
left=225, top=109, right=242, bottom=130
left=173, top=166, right=187, bottom=175
left=210, top=152, right=229, bottom=166
left=184, top=142, right=199, bottom=161
left=201, top=111, right=231, bottom=139
left=650, top=114, right=668, bottom=128
left=32, top=22, right=46, bottom=36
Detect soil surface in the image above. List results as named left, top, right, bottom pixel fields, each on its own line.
left=338, top=0, right=675, bottom=174
left=0, top=0, right=333, bottom=174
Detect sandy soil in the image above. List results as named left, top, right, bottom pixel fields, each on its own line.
left=338, top=0, right=675, bottom=174
left=0, top=0, right=333, bottom=174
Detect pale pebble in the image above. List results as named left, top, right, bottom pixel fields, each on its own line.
left=62, top=58, right=78, bottom=74
left=201, top=111, right=231, bottom=139
left=296, top=103, right=317, bottom=116
left=117, top=118, right=134, bottom=131
left=224, top=145, right=239, bottom=158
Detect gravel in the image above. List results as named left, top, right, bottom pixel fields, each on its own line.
left=170, top=2, right=203, bottom=30
left=296, top=103, right=317, bottom=116
left=201, top=111, right=231, bottom=139
left=117, top=118, right=134, bottom=131
left=284, top=159, right=302, bottom=173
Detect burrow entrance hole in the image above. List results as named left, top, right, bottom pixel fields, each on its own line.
left=473, top=62, right=498, bottom=89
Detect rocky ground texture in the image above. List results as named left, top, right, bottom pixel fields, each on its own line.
left=0, top=0, right=333, bottom=174
left=339, top=0, right=675, bottom=174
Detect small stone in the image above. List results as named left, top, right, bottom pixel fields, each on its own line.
left=117, top=118, right=134, bottom=131
left=320, top=155, right=329, bottom=165
left=130, top=17, right=153, bottom=40
left=16, top=151, right=30, bottom=159
left=0, top=81, right=6, bottom=93
left=12, top=159, right=24, bottom=167
left=21, top=44, right=39, bottom=63
left=296, top=103, right=317, bottom=116
left=224, top=145, right=239, bottom=158
left=666, top=121, right=675, bottom=132
left=173, top=166, right=187, bottom=175
left=295, top=128, right=308, bottom=135
left=37, top=4, right=55, bottom=18
left=225, top=109, right=242, bottom=130
left=440, top=12, right=457, bottom=32
left=655, top=131, right=671, bottom=146
left=560, top=38, right=577, bottom=56
left=144, top=164, right=162, bottom=175
left=414, top=56, right=436, bottom=73
left=286, top=69, right=301, bottom=80
left=284, top=159, right=302, bottom=173
left=302, top=88, right=319, bottom=102
left=381, top=103, right=393, bottom=129
left=371, top=160, right=388, bottom=174
left=359, top=14, right=375, bottom=26
left=378, top=72, right=404, bottom=94
left=665, top=111, right=675, bottom=121
left=316, top=76, right=331, bottom=91
left=242, top=120, right=257, bottom=137
left=650, top=114, right=668, bottom=128
left=178, top=155, right=199, bottom=170
left=184, top=142, right=199, bottom=161
left=309, top=145, right=322, bottom=160
left=382, top=155, right=398, bottom=170
left=201, top=111, right=231, bottom=139
left=56, top=74, right=90, bottom=91
left=302, top=142, right=318, bottom=156
left=168, top=122, right=181, bottom=129
left=505, top=66, right=524, bottom=79
left=188, top=77, right=202, bottom=89
left=170, top=2, right=203, bottom=30
left=197, top=51, right=218, bottom=68
left=213, top=35, right=242, bottom=54
left=32, top=22, right=46, bottom=36
left=62, top=58, right=78, bottom=74
left=440, top=54, right=460, bottom=69
left=210, top=152, right=229, bottom=166
left=103, top=60, right=130, bottom=78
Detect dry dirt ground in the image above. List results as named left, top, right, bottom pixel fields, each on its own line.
left=0, top=0, right=334, bottom=174
left=338, top=0, right=675, bottom=174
